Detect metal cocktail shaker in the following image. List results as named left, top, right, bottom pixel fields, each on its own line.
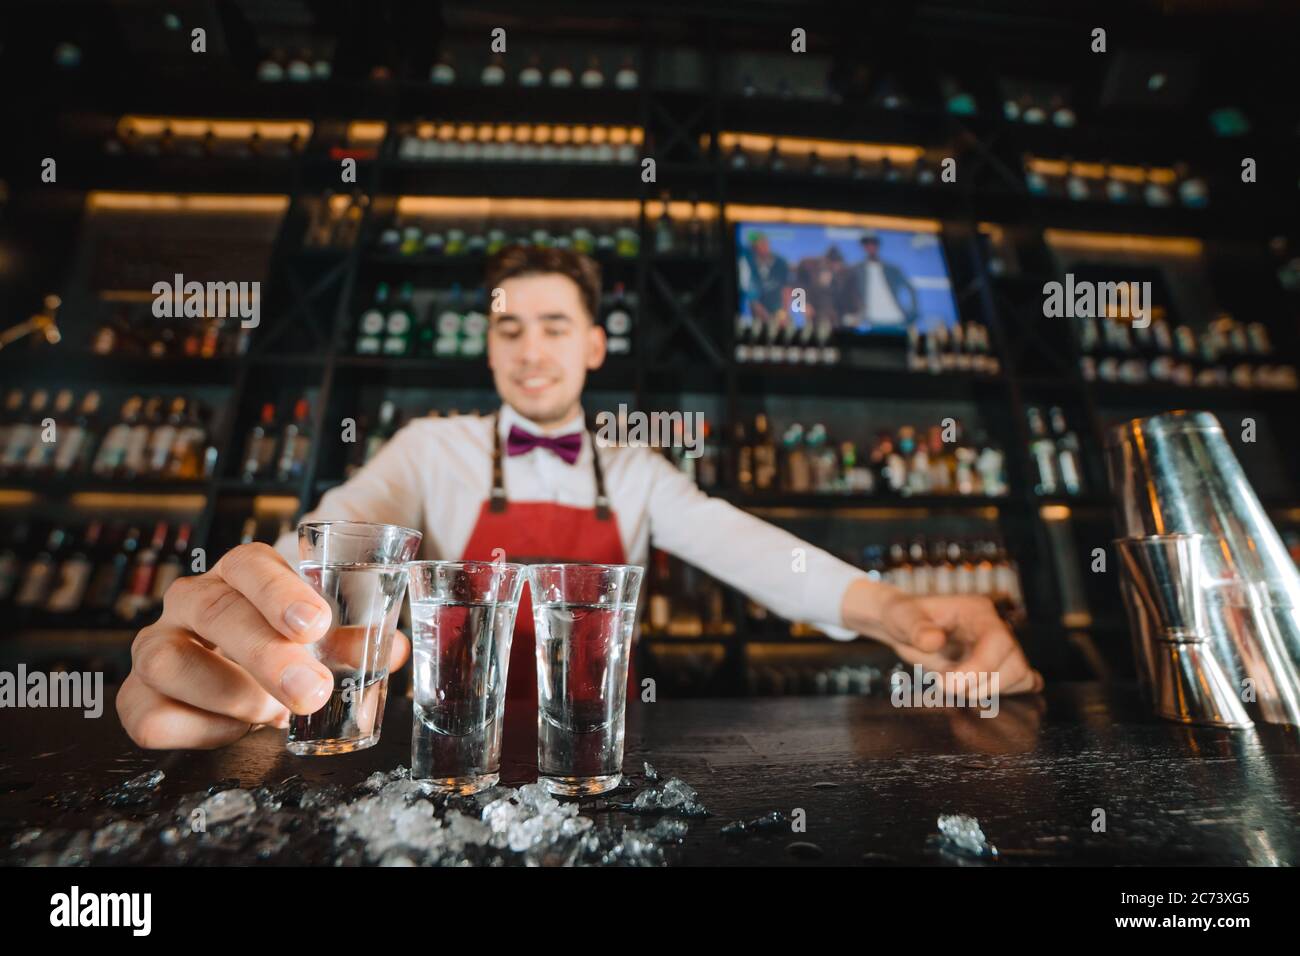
left=1106, top=410, right=1300, bottom=726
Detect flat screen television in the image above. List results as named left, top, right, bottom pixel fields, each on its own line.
left=734, top=220, right=960, bottom=335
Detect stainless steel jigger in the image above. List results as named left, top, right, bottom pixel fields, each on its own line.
left=1115, top=534, right=1253, bottom=729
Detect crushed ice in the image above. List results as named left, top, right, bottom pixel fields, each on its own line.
left=6, top=765, right=699, bottom=867
left=936, top=813, right=998, bottom=859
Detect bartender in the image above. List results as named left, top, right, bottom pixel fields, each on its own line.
left=117, top=245, right=1042, bottom=749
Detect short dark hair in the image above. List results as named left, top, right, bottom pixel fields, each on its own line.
left=484, top=245, right=602, bottom=321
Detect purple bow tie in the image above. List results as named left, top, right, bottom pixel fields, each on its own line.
left=506, top=425, right=583, bottom=465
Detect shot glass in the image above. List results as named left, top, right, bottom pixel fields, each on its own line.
left=289, top=520, right=422, bottom=755
left=407, top=560, right=526, bottom=794
left=528, top=563, right=644, bottom=796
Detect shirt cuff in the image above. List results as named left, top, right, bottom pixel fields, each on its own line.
left=803, top=565, right=871, bottom=642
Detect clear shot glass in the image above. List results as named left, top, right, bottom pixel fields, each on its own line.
left=407, top=560, right=526, bottom=794
left=289, top=520, right=422, bottom=755
left=527, top=563, right=644, bottom=796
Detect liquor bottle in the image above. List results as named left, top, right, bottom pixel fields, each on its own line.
left=115, top=521, right=167, bottom=621
left=886, top=542, right=913, bottom=593
left=0, top=523, right=31, bottom=605
left=89, top=396, right=137, bottom=478
left=383, top=283, right=415, bottom=356
left=120, top=396, right=161, bottom=480
left=276, top=398, right=313, bottom=483
left=0, top=389, right=25, bottom=464
left=52, top=391, right=101, bottom=477
left=975, top=434, right=1007, bottom=497
left=603, top=283, right=634, bottom=356
left=903, top=427, right=930, bottom=495
left=733, top=421, right=753, bottom=492
left=167, top=400, right=210, bottom=479
left=1026, top=406, right=1060, bottom=496
left=0, top=389, right=47, bottom=476
left=430, top=53, right=456, bottom=85
left=780, top=424, right=811, bottom=493
left=926, top=425, right=953, bottom=494
left=47, top=520, right=101, bottom=614
left=150, top=523, right=190, bottom=604
left=362, top=399, right=399, bottom=469
left=696, top=420, right=719, bottom=490
left=356, top=283, right=390, bottom=355
left=481, top=54, right=507, bottom=86
left=647, top=549, right=672, bottom=634
left=144, top=397, right=184, bottom=476
left=931, top=540, right=956, bottom=595
left=84, top=524, right=133, bottom=611
left=883, top=434, right=908, bottom=494
left=908, top=540, right=933, bottom=595
left=241, top=403, right=279, bottom=482
left=654, top=193, right=675, bottom=254
left=954, top=445, right=979, bottom=496
left=614, top=57, right=638, bottom=90
left=549, top=60, right=575, bottom=88
left=23, top=388, right=72, bottom=476
left=751, top=414, right=778, bottom=492
left=15, top=527, right=67, bottom=608
left=580, top=56, right=604, bottom=89
left=686, top=195, right=705, bottom=256
left=1048, top=406, right=1084, bottom=496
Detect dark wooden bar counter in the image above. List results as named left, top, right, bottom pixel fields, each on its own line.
left=3, top=682, right=1298, bottom=866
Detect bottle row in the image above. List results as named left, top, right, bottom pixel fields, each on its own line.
left=1024, top=157, right=1210, bottom=208
left=0, top=520, right=192, bottom=623
left=426, top=54, right=640, bottom=90
left=0, top=391, right=216, bottom=482
left=731, top=318, right=999, bottom=372
left=239, top=398, right=314, bottom=484
left=89, top=306, right=253, bottom=360
left=396, top=122, right=643, bottom=165
left=724, top=414, right=1009, bottom=498
left=302, top=192, right=369, bottom=251
left=103, top=122, right=308, bottom=160
left=723, top=139, right=940, bottom=185
left=372, top=217, right=645, bottom=259
left=1076, top=313, right=1297, bottom=390
left=859, top=539, right=1026, bottom=617
left=1025, top=405, right=1087, bottom=498
left=351, top=282, right=636, bottom=359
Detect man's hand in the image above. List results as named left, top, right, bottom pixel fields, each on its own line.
left=117, top=542, right=410, bottom=750
left=842, top=580, right=1042, bottom=696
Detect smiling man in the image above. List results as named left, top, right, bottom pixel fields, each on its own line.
left=117, top=244, right=1042, bottom=750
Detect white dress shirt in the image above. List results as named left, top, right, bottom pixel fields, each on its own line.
left=274, top=404, right=866, bottom=638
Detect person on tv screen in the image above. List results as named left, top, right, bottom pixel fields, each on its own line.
left=738, top=230, right=790, bottom=323
left=838, top=231, right=919, bottom=330
left=794, top=245, right=847, bottom=326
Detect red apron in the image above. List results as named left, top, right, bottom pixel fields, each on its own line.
left=460, top=411, right=629, bottom=712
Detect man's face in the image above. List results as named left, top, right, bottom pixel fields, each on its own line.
left=863, top=240, right=880, bottom=260
left=488, top=273, right=606, bottom=427
left=754, top=238, right=770, bottom=258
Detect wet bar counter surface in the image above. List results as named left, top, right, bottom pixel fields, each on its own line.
left=2, top=682, right=1297, bottom=865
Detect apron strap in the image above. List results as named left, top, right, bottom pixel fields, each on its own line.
left=491, top=410, right=611, bottom=521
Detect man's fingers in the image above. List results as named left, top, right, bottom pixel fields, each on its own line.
left=884, top=594, right=947, bottom=653
left=130, top=625, right=291, bottom=726
left=212, top=542, right=332, bottom=644
left=117, top=672, right=257, bottom=750
left=918, top=596, right=1044, bottom=696
left=162, top=575, right=334, bottom=714
left=389, top=630, right=410, bottom=671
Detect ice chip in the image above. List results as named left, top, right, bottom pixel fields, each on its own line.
left=937, top=813, right=997, bottom=858
left=198, top=788, right=257, bottom=826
